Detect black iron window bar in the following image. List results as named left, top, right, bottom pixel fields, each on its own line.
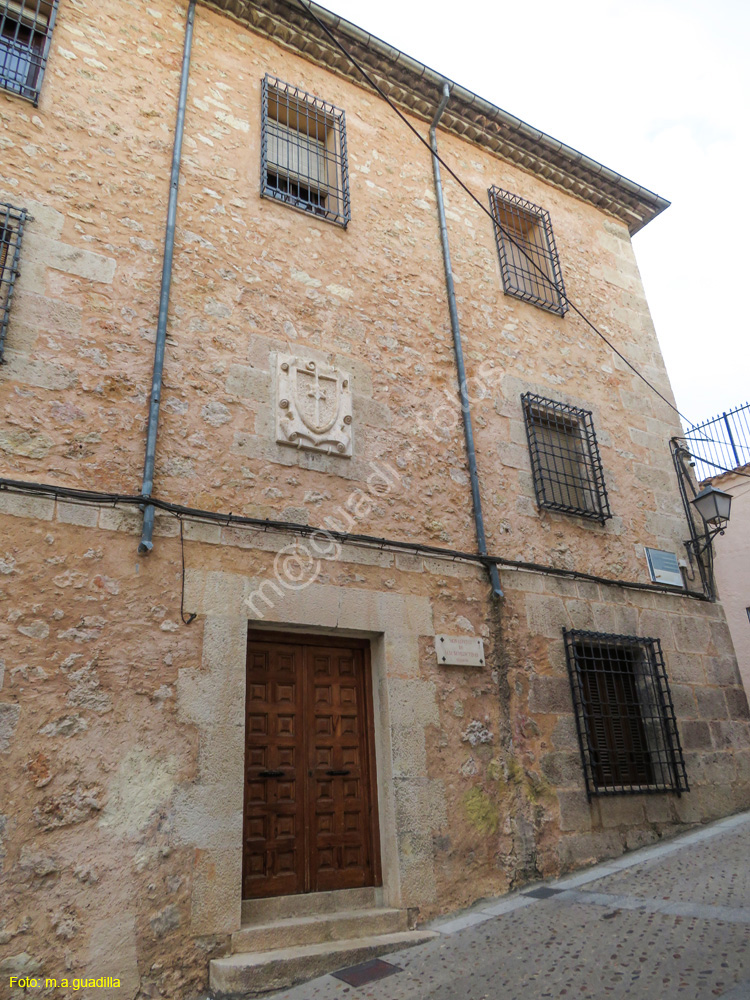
left=564, top=629, right=688, bottom=799
left=260, top=74, right=350, bottom=228
left=0, top=201, right=27, bottom=362
left=522, top=392, right=611, bottom=522
left=0, top=0, right=59, bottom=105
left=488, top=186, right=567, bottom=316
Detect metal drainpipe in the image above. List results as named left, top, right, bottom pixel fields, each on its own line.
left=430, top=82, right=503, bottom=598
left=138, top=0, right=196, bottom=554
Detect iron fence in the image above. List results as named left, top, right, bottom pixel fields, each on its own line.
left=684, top=402, right=750, bottom=481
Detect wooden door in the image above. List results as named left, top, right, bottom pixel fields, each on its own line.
left=243, top=633, right=380, bottom=899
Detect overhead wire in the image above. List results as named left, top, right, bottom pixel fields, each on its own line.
left=0, top=476, right=709, bottom=601
left=294, top=0, right=716, bottom=434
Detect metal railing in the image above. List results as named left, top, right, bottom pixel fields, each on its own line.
left=684, top=402, right=750, bottom=482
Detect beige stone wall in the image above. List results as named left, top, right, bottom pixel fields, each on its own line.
left=2, top=0, right=686, bottom=584
left=2, top=498, right=749, bottom=994
left=1, top=1, right=749, bottom=997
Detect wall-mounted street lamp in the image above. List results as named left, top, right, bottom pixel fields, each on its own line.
left=689, top=484, right=733, bottom=555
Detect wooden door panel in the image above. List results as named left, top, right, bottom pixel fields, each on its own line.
left=242, top=643, right=305, bottom=899
left=243, top=636, right=378, bottom=898
left=309, top=647, right=373, bottom=892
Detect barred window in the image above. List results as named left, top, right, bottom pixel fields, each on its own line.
left=489, top=187, right=567, bottom=316
left=0, top=201, right=26, bottom=363
left=0, top=1, right=59, bottom=105
left=522, top=393, right=611, bottom=522
left=564, top=629, right=688, bottom=798
left=261, top=75, right=350, bottom=228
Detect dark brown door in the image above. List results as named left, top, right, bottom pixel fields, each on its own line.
left=242, top=633, right=380, bottom=899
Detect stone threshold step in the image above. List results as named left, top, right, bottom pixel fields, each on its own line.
left=210, top=929, right=438, bottom=995
left=232, top=907, right=408, bottom=953
left=242, top=886, right=383, bottom=924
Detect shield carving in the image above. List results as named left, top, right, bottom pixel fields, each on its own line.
left=275, top=354, right=353, bottom=457
left=295, top=364, right=339, bottom=434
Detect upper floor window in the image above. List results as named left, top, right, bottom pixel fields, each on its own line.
left=564, top=629, right=688, bottom=798
left=522, top=392, right=611, bottom=523
left=0, top=201, right=26, bottom=363
left=489, top=187, right=567, bottom=316
left=261, top=74, right=350, bottom=228
left=0, top=1, right=59, bottom=105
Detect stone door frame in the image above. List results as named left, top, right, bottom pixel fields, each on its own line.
left=176, top=572, right=439, bottom=936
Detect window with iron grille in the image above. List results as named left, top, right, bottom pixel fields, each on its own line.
left=564, top=630, right=688, bottom=798
left=0, top=201, right=26, bottom=363
left=488, top=187, right=567, bottom=316
left=0, top=1, right=59, bottom=105
left=261, top=75, right=350, bottom=228
left=522, top=392, right=611, bottom=523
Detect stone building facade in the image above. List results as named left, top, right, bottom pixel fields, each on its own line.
left=706, top=465, right=750, bottom=694
left=1, top=0, right=749, bottom=996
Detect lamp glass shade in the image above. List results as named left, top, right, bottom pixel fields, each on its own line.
left=691, top=485, right=733, bottom=525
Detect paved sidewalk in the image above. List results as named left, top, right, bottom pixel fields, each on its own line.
left=270, top=810, right=750, bottom=999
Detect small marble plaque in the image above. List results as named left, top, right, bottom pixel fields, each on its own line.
left=434, top=634, right=485, bottom=666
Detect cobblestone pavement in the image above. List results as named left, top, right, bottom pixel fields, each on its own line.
left=271, top=811, right=750, bottom=1000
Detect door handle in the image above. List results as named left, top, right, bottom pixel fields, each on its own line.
left=258, top=769, right=284, bottom=778
left=326, top=769, right=351, bottom=776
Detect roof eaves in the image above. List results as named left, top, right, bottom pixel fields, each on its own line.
left=199, top=0, right=670, bottom=234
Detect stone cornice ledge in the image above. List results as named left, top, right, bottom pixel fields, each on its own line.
left=199, top=0, right=669, bottom=234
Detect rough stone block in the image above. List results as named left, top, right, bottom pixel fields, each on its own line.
left=57, top=501, right=99, bottom=527
left=98, top=507, right=141, bottom=534
left=191, top=845, right=243, bottom=935
left=665, top=651, right=705, bottom=684
left=390, top=723, right=428, bottom=777
left=23, top=232, right=116, bottom=283
left=225, top=364, right=271, bottom=402
left=184, top=520, right=222, bottom=545
left=529, top=675, right=572, bottom=714
left=679, top=720, right=712, bottom=750
left=672, top=616, right=712, bottom=654
left=551, top=714, right=579, bottom=750
left=353, top=394, right=392, bottom=429
left=0, top=702, right=21, bottom=752
left=644, top=796, right=675, bottom=824
left=694, top=686, right=729, bottom=721
left=540, top=751, right=583, bottom=787
left=564, top=599, right=596, bottom=631
left=709, top=622, right=738, bottom=659
left=556, top=830, right=623, bottom=869
left=11, top=290, right=82, bottom=335
left=704, top=656, right=741, bottom=686
left=0, top=351, right=78, bottom=390
left=557, top=789, right=593, bottom=832
left=669, top=683, right=697, bottom=719
left=726, top=686, right=750, bottom=720
left=387, top=678, right=439, bottom=729
left=0, top=493, right=55, bottom=521
left=526, top=594, right=570, bottom=639
left=710, top=720, right=750, bottom=751
left=597, top=795, right=646, bottom=829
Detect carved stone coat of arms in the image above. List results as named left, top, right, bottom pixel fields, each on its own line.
left=275, top=354, right=353, bottom=457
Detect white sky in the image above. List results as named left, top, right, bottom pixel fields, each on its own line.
left=321, top=0, right=749, bottom=427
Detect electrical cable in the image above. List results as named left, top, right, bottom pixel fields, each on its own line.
left=179, top=518, right=197, bottom=625
left=0, top=476, right=709, bottom=601
left=681, top=453, right=750, bottom=481
left=294, top=0, right=714, bottom=433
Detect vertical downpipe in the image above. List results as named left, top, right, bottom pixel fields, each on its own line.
left=430, top=83, right=503, bottom=598
left=138, top=0, right=196, bottom=554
